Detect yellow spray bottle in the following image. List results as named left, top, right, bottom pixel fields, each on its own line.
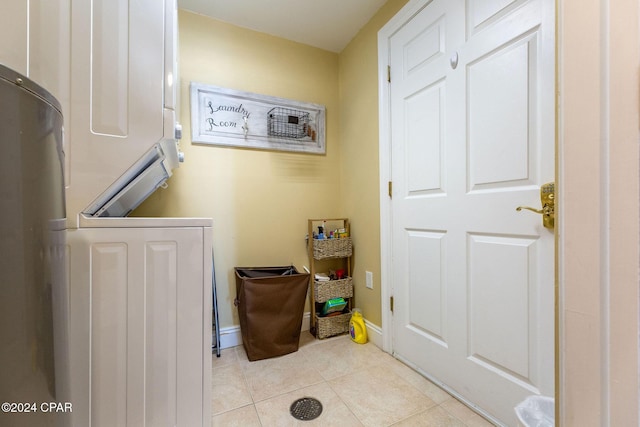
left=349, top=309, right=368, bottom=344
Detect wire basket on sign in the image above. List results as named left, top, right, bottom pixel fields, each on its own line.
left=268, top=107, right=311, bottom=140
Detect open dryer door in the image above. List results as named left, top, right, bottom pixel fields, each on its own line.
left=82, top=138, right=180, bottom=218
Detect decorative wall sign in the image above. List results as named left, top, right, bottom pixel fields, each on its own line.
left=190, top=83, right=326, bottom=154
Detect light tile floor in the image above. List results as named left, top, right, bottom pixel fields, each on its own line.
left=211, top=332, right=496, bottom=426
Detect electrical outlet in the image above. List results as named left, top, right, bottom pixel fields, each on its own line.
left=366, top=271, right=373, bottom=289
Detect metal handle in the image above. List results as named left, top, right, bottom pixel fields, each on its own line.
left=516, top=182, right=555, bottom=229
left=516, top=206, right=544, bottom=214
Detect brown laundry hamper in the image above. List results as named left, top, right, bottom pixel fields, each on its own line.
left=234, top=266, right=309, bottom=361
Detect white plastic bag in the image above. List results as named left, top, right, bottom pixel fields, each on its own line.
left=515, top=395, right=554, bottom=427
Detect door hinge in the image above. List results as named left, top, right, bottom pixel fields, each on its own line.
left=390, top=296, right=394, bottom=313
left=388, top=181, right=393, bottom=198
left=387, top=65, right=391, bottom=83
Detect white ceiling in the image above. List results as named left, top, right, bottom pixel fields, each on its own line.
left=177, top=0, right=388, bottom=53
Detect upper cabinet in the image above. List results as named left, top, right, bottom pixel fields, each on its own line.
left=0, top=0, right=180, bottom=228
left=66, top=0, right=179, bottom=228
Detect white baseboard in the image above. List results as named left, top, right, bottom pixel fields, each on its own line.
left=218, top=326, right=242, bottom=350
left=364, top=319, right=383, bottom=349
left=302, top=311, right=311, bottom=331
left=217, top=312, right=383, bottom=351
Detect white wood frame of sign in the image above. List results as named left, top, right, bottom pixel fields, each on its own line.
left=190, top=83, right=326, bottom=154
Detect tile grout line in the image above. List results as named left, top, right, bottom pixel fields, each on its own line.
left=212, top=334, right=493, bottom=426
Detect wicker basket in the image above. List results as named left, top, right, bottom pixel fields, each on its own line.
left=314, top=278, right=353, bottom=303
left=313, top=237, right=352, bottom=259
left=315, top=311, right=351, bottom=339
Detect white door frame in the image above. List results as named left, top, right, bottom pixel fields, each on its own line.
left=377, top=0, right=429, bottom=355
left=378, top=0, right=640, bottom=425
left=556, top=0, right=639, bottom=425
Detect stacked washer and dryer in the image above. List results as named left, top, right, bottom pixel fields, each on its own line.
left=0, top=1, right=212, bottom=426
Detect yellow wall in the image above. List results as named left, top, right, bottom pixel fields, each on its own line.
left=135, top=10, right=342, bottom=328
left=338, top=0, right=409, bottom=326
left=137, top=3, right=410, bottom=331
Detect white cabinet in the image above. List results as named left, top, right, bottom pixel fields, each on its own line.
left=66, top=0, right=180, bottom=227
left=1, top=4, right=207, bottom=426
left=0, top=0, right=180, bottom=227
left=67, top=218, right=212, bottom=426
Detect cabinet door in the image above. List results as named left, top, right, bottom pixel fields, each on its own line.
left=68, top=226, right=209, bottom=426
left=66, top=0, right=170, bottom=225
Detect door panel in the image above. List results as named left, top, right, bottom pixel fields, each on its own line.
left=90, top=243, right=128, bottom=427
left=144, top=242, right=179, bottom=426
left=407, top=230, right=447, bottom=345
left=404, top=16, right=446, bottom=75
left=468, top=40, right=532, bottom=187
left=466, top=0, right=524, bottom=35
left=468, top=234, right=536, bottom=381
left=406, top=83, right=445, bottom=194
left=91, top=0, right=130, bottom=136
left=388, top=0, right=554, bottom=424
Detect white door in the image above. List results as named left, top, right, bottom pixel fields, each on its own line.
left=386, top=0, right=555, bottom=424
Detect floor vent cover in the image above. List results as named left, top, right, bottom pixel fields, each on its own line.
left=290, top=397, right=323, bottom=421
